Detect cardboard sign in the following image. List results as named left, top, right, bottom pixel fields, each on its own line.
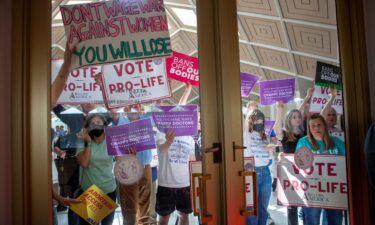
left=70, top=185, right=118, bottom=225
left=244, top=157, right=256, bottom=208
left=151, top=105, right=198, bottom=136
left=102, top=58, right=171, bottom=108
left=166, top=51, right=199, bottom=86
left=189, top=160, right=202, bottom=216
left=105, top=118, right=156, bottom=155
left=240, top=72, right=260, bottom=97
left=259, top=78, right=295, bottom=105
left=277, top=154, right=348, bottom=210
left=51, top=60, right=103, bottom=104
left=309, top=85, right=343, bottom=114
left=60, top=0, right=172, bottom=69
left=315, top=62, right=341, bottom=90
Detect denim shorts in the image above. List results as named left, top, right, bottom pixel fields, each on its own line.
left=155, top=186, right=193, bottom=216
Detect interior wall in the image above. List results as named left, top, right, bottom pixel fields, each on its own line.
left=364, top=0, right=375, bottom=123
left=0, top=0, right=13, bottom=224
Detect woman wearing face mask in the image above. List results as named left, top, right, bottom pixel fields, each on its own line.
left=296, top=114, right=345, bottom=225
left=77, top=114, right=117, bottom=225
left=274, top=102, right=305, bottom=225
left=243, top=109, right=273, bottom=225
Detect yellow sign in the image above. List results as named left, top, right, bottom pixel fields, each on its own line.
left=70, top=185, right=118, bottom=225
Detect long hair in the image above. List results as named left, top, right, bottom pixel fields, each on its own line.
left=284, top=109, right=304, bottom=142
left=247, top=109, right=267, bottom=141
left=307, top=114, right=334, bottom=150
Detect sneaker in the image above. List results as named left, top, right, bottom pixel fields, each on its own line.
left=267, top=216, right=275, bottom=225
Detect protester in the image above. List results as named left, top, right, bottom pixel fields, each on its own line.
left=77, top=113, right=117, bottom=225
left=154, top=82, right=196, bottom=225
left=320, top=87, right=344, bottom=134
left=296, top=114, right=345, bottom=225
left=274, top=102, right=305, bottom=225
left=243, top=109, right=273, bottom=225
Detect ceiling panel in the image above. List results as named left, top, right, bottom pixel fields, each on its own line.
left=263, top=69, right=294, bottom=80
left=240, top=63, right=265, bottom=79
left=294, top=54, right=339, bottom=79
left=239, top=43, right=259, bottom=63
left=286, top=22, right=338, bottom=59
left=171, top=31, right=196, bottom=54
left=279, top=0, right=337, bottom=25
left=239, top=16, right=288, bottom=48
left=237, top=0, right=278, bottom=16
left=253, top=46, right=293, bottom=72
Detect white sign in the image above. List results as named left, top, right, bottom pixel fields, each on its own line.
left=277, top=154, right=348, bottom=210
left=244, top=157, right=255, bottom=207
left=102, top=58, right=171, bottom=108
left=51, top=60, right=104, bottom=104
left=189, top=161, right=202, bottom=215
left=60, top=0, right=172, bottom=69
left=309, top=85, right=343, bottom=114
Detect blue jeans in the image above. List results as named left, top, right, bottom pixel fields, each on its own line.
left=302, top=208, right=343, bottom=225
left=322, top=209, right=343, bottom=225
left=246, top=166, right=272, bottom=225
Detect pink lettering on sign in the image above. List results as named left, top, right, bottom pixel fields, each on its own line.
left=165, top=51, right=200, bottom=86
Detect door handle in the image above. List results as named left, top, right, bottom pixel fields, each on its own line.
left=233, top=141, right=246, bottom=162
left=238, top=171, right=257, bottom=216
left=198, top=174, right=213, bottom=224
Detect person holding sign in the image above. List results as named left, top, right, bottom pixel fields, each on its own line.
left=274, top=102, right=305, bottom=225
left=77, top=114, right=117, bottom=225
left=296, top=114, right=345, bottom=225
left=320, top=87, right=344, bottom=137
left=243, top=109, right=274, bottom=225
left=154, top=82, right=196, bottom=225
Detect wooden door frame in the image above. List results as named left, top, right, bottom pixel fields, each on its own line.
left=6, top=0, right=374, bottom=224
left=336, top=0, right=372, bottom=224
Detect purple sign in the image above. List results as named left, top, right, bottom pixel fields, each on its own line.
left=152, top=105, right=198, bottom=137
left=265, top=120, right=275, bottom=136
left=259, top=78, right=295, bottom=105
left=241, top=72, right=260, bottom=97
left=105, top=118, right=156, bottom=156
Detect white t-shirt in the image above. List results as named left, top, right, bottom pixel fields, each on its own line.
left=243, top=131, right=270, bottom=167
left=156, top=133, right=195, bottom=188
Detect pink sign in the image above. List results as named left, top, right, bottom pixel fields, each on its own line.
left=166, top=51, right=199, bottom=86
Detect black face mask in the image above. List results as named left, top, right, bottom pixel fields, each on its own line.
left=253, top=124, right=264, bottom=132
left=88, top=124, right=104, bottom=139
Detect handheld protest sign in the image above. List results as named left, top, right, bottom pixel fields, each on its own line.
left=51, top=60, right=103, bottom=104
left=166, top=51, right=200, bottom=86
left=294, top=147, right=314, bottom=170
left=315, top=61, right=342, bottom=90
left=101, top=58, right=171, bottom=108
left=60, top=0, right=172, bottom=69
left=105, top=118, right=156, bottom=155
left=309, top=85, right=343, bottom=114
left=70, top=185, right=118, bottom=225
left=277, top=154, right=348, bottom=210
left=151, top=105, right=198, bottom=136
left=259, top=78, right=295, bottom=106
left=240, top=72, right=260, bottom=97
left=114, top=155, right=144, bottom=185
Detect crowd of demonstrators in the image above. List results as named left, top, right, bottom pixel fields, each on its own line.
left=52, top=49, right=199, bottom=225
